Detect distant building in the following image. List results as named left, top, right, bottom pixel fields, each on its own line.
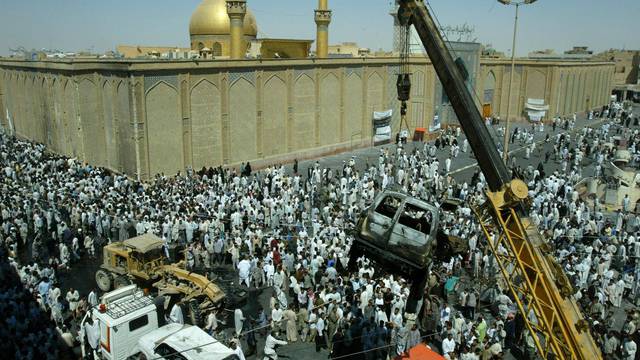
left=481, top=45, right=505, bottom=59
left=564, top=46, right=593, bottom=55
left=328, top=42, right=371, bottom=57
left=593, top=49, right=640, bottom=85
left=528, top=47, right=593, bottom=60
left=249, top=39, right=314, bottom=59
left=189, top=0, right=258, bottom=57
left=593, top=49, right=640, bottom=101
left=116, top=45, right=192, bottom=59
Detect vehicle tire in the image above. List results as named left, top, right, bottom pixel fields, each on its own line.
left=96, top=269, right=112, bottom=292
left=187, top=299, right=203, bottom=327
left=113, top=276, right=130, bottom=289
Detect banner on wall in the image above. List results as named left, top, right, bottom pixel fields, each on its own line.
left=372, top=109, right=392, bottom=145
left=525, top=98, right=549, bottom=122
left=429, top=114, right=441, bottom=132
left=373, top=109, right=393, bottom=122
left=374, top=125, right=392, bottom=143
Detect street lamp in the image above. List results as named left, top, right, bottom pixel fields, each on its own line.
left=498, top=0, right=538, bottom=163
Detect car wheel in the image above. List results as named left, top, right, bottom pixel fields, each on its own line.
left=96, top=269, right=112, bottom=292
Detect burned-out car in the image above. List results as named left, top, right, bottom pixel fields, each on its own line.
left=349, top=191, right=469, bottom=316
left=350, top=191, right=441, bottom=276
left=350, top=191, right=467, bottom=276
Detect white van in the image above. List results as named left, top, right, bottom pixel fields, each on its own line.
left=135, top=323, right=239, bottom=360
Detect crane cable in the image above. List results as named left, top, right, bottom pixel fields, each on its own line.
left=396, top=1, right=412, bottom=136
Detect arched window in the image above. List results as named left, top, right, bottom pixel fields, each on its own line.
left=212, top=42, right=222, bottom=57
left=483, top=71, right=497, bottom=104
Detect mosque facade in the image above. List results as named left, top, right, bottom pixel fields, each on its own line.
left=0, top=0, right=616, bottom=180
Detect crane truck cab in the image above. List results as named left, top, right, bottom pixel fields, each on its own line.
left=80, top=285, right=162, bottom=360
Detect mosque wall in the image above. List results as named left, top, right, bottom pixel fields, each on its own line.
left=0, top=57, right=615, bottom=180
left=479, top=60, right=615, bottom=120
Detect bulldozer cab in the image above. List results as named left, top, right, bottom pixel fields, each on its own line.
left=102, top=234, right=166, bottom=280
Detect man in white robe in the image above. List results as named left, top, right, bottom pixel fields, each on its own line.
left=169, top=303, right=184, bottom=324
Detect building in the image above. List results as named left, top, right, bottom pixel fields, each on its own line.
left=116, top=46, right=192, bottom=59
left=249, top=39, right=314, bottom=59
left=0, top=0, right=616, bottom=180
left=328, top=42, right=371, bottom=57
left=189, top=0, right=258, bottom=57
left=528, top=47, right=594, bottom=60
left=189, top=0, right=314, bottom=60
left=593, top=49, right=640, bottom=101
left=480, top=58, right=612, bottom=122
left=564, top=46, right=593, bottom=56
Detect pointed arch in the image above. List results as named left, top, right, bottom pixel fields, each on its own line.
left=293, top=74, right=315, bottom=150
left=229, top=78, right=257, bottom=163
left=265, top=74, right=286, bottom=86
left=526, top=69, right=547, bottom=100
left=78, top=78, right=106, bottom=165
left=263, top=75, right=287, bottom=156
left=345, top=72, right=363, bottom=141
left=190, top=78, right=222, bottom=168
left=320, top=72, right=340, bottom=145
left=146, top=81, right=182, bottom=176
left=190, top=78, right=216, bottom=95
left=367, top=72, right=384, bottom=117
left=145, top=80, right=177, bottom=96
left=483, top=70, right=497, bottom=105
left=212, top=42, right=222, bottom=57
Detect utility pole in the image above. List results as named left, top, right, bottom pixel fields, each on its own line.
left=498, top=0, right=538, bottom=163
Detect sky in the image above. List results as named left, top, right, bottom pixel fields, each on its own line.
left=0, top=0, right=638, bottom=56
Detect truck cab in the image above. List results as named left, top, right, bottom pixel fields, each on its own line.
left=81, top=285, right=161, bottom=360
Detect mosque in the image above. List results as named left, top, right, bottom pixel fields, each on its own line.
left=0, top=0, right=615, bottom=180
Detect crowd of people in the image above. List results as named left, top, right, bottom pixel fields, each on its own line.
left=1, top=103, right=639, bottom=360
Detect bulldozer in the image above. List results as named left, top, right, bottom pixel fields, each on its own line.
left=95, top=233, right=225, bottom=326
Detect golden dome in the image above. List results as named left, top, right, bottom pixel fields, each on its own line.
left=189, top=0, right=258, bottom=37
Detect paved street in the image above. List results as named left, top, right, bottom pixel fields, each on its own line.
left=241, top=107, right=640, bottom=360
left=289, top=111, right=603, bottom=185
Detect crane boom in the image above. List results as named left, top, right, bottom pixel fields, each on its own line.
left=397, top=0, right=510, bottom=192
left=396, top=1, right=603, bottom=359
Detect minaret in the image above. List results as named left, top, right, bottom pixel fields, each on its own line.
left=226, top=0, right=247, bottom=59
left=314, top=0, right=332, bottom=58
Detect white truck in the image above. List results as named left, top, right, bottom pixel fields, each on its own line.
left=80, top=285, right=236, bottom=360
